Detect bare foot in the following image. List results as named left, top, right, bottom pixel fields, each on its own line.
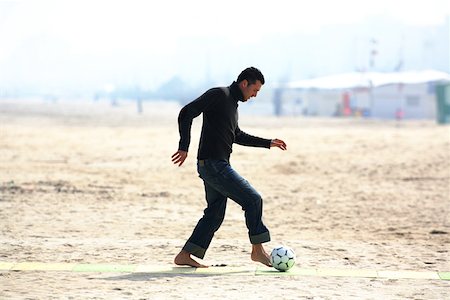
left=174, top=250, right=208, bottom=268
left=251, top=244, right=272, bottom=267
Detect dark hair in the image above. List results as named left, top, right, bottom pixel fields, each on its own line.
left=237, top=67, right=265, bottom=85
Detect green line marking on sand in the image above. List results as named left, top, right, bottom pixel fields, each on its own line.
left=11, top=262, right=76, bottom=271
left=378, top=271, right=441, bottom=279
left=0, top=261, right=448, bottom=280
left=439, top=272, right=450, bottom=280
left=72, top=263, right=136, bottom=273
left=317, top=268, right=378, bottom=278
left=134, top=265, right=196, bottom=274
left=256, top=266, right=318, bottom=276
left=257, top=267, right=379, bottom=278
left=377, top=270, right=440, bottom=280
left=0, top=261, right=15, bottom=270
left=195, top=266, right=255, bottom=275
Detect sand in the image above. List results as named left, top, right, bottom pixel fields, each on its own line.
left=0, top=99, right=449, bottom=299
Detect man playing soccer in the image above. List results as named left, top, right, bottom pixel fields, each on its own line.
left=172, top=67, right=287, bottom=268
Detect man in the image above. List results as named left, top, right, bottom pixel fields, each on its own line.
left=172, top=67, right=287, bottom=268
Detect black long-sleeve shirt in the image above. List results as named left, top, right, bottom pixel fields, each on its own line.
left=178, top=81, right=271, bottom=160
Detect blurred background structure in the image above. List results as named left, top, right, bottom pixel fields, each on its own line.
left=0, top=0, right=449, bottom=121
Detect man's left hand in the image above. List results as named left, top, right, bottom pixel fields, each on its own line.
left=270, top=139, right=287, bottom=150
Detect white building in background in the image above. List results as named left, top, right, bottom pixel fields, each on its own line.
left=276, top=70, right=450, bottom=120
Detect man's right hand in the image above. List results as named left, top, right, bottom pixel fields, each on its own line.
left=171, top=150, right=188, bottom=167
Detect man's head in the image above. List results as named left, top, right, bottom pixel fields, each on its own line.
left=237, top=67, right=265, bottom=101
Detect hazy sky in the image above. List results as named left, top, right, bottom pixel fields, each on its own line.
left=0, top=0, right=449, bottom=92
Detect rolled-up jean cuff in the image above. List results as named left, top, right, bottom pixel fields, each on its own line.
left=250, top=231, right=271, bottom=244
left=183, top=242, right=206, bottom=259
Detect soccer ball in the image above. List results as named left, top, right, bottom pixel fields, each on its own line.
left=270, top=245, right=296, bottom=271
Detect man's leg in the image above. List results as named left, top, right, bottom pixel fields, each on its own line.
left=174, top=180, right=227, bottom=267
left=201, top=160, right=272, bottom=266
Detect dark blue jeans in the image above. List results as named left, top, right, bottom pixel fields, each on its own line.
left=182, top=159, right=270, bottom=259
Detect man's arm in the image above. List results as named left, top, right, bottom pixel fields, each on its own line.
left=177, top=101, right=202, bottom=153
left=235, top=126, right=287, bottom=150
left=173, top=88, right=222, bottom=167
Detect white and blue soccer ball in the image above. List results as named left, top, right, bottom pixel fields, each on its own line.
left=270, top=245, right=296, bottom=271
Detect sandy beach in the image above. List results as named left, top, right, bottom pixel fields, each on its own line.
left=1, top=99, right=449, bottom=299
